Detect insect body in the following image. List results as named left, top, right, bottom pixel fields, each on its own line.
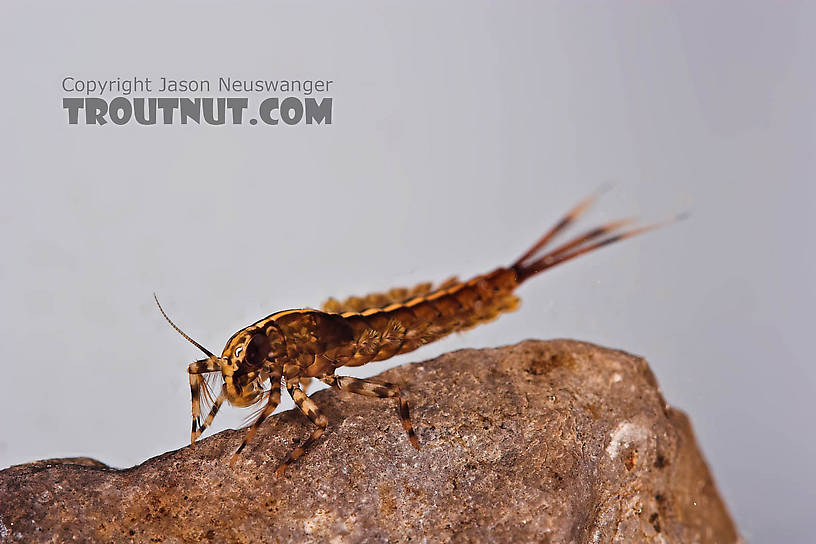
left=156, top=194, right=663, bottom=475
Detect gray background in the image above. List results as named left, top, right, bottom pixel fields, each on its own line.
left=1, top=2, right=813, bottom=542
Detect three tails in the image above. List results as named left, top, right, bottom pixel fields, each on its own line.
left=511, top=192, right=681, bottom=283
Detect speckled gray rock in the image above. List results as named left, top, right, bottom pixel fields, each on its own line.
left=0, top=340, right=739, bottom=543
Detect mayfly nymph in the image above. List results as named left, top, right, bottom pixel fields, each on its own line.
left=156, top=194, right=669, bottom=475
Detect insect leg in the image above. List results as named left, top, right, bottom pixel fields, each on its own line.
left=298, top=377, right=314, bottom=391
left=187, top=359, right=221, bottom=444
left=275, top=381, right=328, bottom=476
left=192, top=384, right=226, bottom=444
left=229, top=367, right=283, bottom=467
left=321, top=375, right=420, bottom=450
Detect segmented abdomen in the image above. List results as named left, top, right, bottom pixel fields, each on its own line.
left=336, top=267, right=520, bottom=367
left=268, top=268, right=521, bottom=375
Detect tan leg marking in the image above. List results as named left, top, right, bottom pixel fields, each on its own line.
left=193, top=384, right=226, bottom=443
left=322, top=375, right=420, bottom=450
left=275, top=381, right=328, bottom=476
left=187, top=359, right=221, bottom=445
left=230, top=368, right=283, bottom=467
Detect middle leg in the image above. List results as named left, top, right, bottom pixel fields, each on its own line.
left=229, top=367, right=283, bottom=467
left=275, top=380, right=329, bottom=476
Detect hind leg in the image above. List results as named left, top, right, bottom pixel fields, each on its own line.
left=321, top=375, right=420, bottom=449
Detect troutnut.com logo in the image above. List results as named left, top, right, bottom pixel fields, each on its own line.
left=61, top=76, right=333, bottom=126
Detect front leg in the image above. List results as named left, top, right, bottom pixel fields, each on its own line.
left=187, top=359, right=222, bottom=445
left=275, top=380, right=329, bottom=476
left=193, top=385, right=226, bottom=443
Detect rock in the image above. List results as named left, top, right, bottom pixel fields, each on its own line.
left=0, top=340, right=740, bottom=543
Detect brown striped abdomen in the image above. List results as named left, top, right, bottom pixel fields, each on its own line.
left=336, top=268, right=520, bottom=367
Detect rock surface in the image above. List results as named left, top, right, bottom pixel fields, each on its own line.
left=0, top=340, right=739, bottom=543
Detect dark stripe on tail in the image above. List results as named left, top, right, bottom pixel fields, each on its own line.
left=512, top=195, right=677, bottom=283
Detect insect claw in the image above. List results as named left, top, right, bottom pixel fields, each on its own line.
left=274, top=463, right=288, bottom=477
left=190, top=420, right=199, bottom=446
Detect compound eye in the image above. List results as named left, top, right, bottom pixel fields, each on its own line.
left=244, top=334, right=270, bottom=367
